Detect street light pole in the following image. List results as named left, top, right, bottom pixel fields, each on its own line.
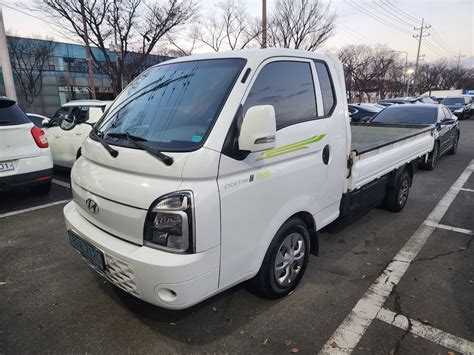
left=262, top=0, right=267, bottom=48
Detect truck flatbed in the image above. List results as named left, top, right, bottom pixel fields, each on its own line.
left=348, top=123, right=434, bottom=191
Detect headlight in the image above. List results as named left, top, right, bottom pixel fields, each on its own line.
left=144, top=191, right=194, bottom=253
left=454, top=108, right=464, bottom=113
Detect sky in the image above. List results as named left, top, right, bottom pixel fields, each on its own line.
left=1, top=0, right=473, bottom=66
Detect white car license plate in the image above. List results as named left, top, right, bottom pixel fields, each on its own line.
left=0, top=161, right=14, bottom=172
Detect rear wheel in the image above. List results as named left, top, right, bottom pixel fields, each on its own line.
left=252, top=218, right=310, bottom=299
left=383, top=170, right=411, bottom=212
left=448, top=131, right=459, bottom=155
left=33, top=181, right=52, bottom=194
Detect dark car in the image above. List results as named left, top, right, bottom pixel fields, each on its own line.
left=441, top=96, right=472, bottom=120
left=348, top=103, right=383, bottom=122
left=369, top=104, right=460, bottom=170
left=377, top=98, right=412, bottom=106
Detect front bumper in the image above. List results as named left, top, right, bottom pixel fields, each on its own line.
left=64, top=201, right=220, bottom=309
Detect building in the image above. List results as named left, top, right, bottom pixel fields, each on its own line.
left=0, top=36, right=171, bottom=116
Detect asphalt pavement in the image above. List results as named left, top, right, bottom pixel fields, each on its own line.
left=1, top=121, right=473, bottom=354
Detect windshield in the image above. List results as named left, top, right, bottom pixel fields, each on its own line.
left=371, top=106, right=437, bottom=125
left=98, top=58, right=246, bottom=151
left=442, top=98, right=464, bottom=105
left=50, top=107, right=69, bottom=126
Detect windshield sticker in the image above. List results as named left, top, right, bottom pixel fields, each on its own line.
left=191, top=133, right=204, bottom=142
left=256, top=134, right=326, bottom=161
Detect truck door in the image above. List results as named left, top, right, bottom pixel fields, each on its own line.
left=217, top=58, right=330, bottom=288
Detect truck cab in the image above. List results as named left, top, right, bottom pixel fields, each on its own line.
left=63, top=49, right=433, bottom=309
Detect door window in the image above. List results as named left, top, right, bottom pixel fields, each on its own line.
left=314, top=61, right=336, bottom=117
left=243, top=61, right=317, bottom=129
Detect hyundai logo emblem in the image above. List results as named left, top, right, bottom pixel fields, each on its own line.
left=86, top=198, right=99, bottom=214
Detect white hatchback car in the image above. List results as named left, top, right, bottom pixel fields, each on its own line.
left=0, top=97, right=53, bottom=193
left=43, top=100, right=111, bottom=168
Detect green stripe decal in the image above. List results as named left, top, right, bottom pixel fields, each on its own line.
left=256, top=134, right=326, bottom=161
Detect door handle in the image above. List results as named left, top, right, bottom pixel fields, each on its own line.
left=54, top=134, right=60, bottom=138
left=322, top=144, right=330, bottom=165
left=75, top=132, right=82, bottom=136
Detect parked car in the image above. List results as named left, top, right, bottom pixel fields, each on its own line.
left=441, top=96, right=473, bottom=120
left=369, top=104, right=460, bottom=170
left=0, top=97, right=53, bottom=193
left=43, top=100, right=111, bottom=167
left=26, top=113, right=49, bottom=128
left=61, top=49, right=434, bottom=309
left=348, top=103, right=383, bottom=122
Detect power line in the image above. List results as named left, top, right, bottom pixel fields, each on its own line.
left=430, top=28, right=457, bottom=56
left=345, top=0, right=413, bottom=36
left=369, top=1, right=417, bottom=28
left=337, top=22, right=377, bottom=45
left=380, top=0, right=422, bottom=24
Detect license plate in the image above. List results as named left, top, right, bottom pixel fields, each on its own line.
left=0, top=161, right=14, bottom=172
left=68, top=231, right=105, bottom=271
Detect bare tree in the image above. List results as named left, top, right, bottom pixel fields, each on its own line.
left=338, top=45, right=398, bottom=102
left=7, top=37, right=55, bottom=110
left=35, top=0, right=196, bottom=95
left=268, top=0, right=335, bottom=51
left=198, top=0, right=261, bottom=52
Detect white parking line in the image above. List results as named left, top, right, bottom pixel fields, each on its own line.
left=320, top=159, right=474, bottom=354
left=0, top=199, right=71, bottom=218
left=424, top=221, right=473, bottom=235
left=460, top=187, right=474, bottom=193
left=377, top=308, right=474, bottom=354
left=52, top=179, right=70, bottom=189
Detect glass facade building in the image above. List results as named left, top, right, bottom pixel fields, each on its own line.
left=1, top=36, right=172, bottom=116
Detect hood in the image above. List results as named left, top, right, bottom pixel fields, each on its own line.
left=71, top=137, right=220, bottom=245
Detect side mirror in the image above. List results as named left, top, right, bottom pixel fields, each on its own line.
left=441, top=118, right=455, bottom=125
left=238, top=105, right=276, bottom=152
left=59, top=114, right=77, bottom=131
left=41, top=118, right=50, bottom=128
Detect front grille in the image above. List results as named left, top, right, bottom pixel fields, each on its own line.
left=86, top=253, right=139, bottom=297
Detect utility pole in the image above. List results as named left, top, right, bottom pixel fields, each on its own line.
left=0, top=8, right=17, bottom=101
left=80, top=0, right=96, bottom=99
left=412, top=18, right=430, bottom=95
left=456, top=51, right=465, bottom=89
left=262, top=0, right=267, bottom=48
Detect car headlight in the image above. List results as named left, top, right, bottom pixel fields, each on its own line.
left=454, top=108, right=464, bottom=113
left=144, top=191, right=194, bottom=253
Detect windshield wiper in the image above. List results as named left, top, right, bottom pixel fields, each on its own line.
left=90, top=126, right=119, bottom=158
left=106, top=132, right=173, bottom=166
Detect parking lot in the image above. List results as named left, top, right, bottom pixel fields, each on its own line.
left=1, top=120, right=473, bottom=354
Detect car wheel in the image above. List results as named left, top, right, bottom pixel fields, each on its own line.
left=448, top=132, right=459, bottom=155
left=252, top=218, right=310, bottom=299
left=33, top=181, right=52, bottom=194
left=421, top=142, right=439, bottom=170
left=383, top=170, right=411, bottom=212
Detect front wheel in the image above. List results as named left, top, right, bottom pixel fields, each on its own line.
left=383, top=170, right=411, bottom=212
left=252, top=218, right=311, bottom=299
left=420, top=142, right=439, bottom=170
left=448, top=131, right=459, bottom=155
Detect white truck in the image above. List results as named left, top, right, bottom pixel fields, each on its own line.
left=62, top=49, right=434, bottom=309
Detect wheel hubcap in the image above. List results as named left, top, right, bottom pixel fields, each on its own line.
left=274, top=233, right=305, bottom=286
left=398, top=178, right=409, bottom=205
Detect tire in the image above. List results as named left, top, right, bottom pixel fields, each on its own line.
left=420, top=142, right=439, bottom=170
left=447, top=131, right=459, bottom=155
left=383, top=170, right=411, bottom=212
left=252, top=218, right=311, bottom=299
left=33, top=181, right=52, bottom=194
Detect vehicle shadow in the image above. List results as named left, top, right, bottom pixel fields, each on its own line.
left=95, top=274, right=278, bottom=345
